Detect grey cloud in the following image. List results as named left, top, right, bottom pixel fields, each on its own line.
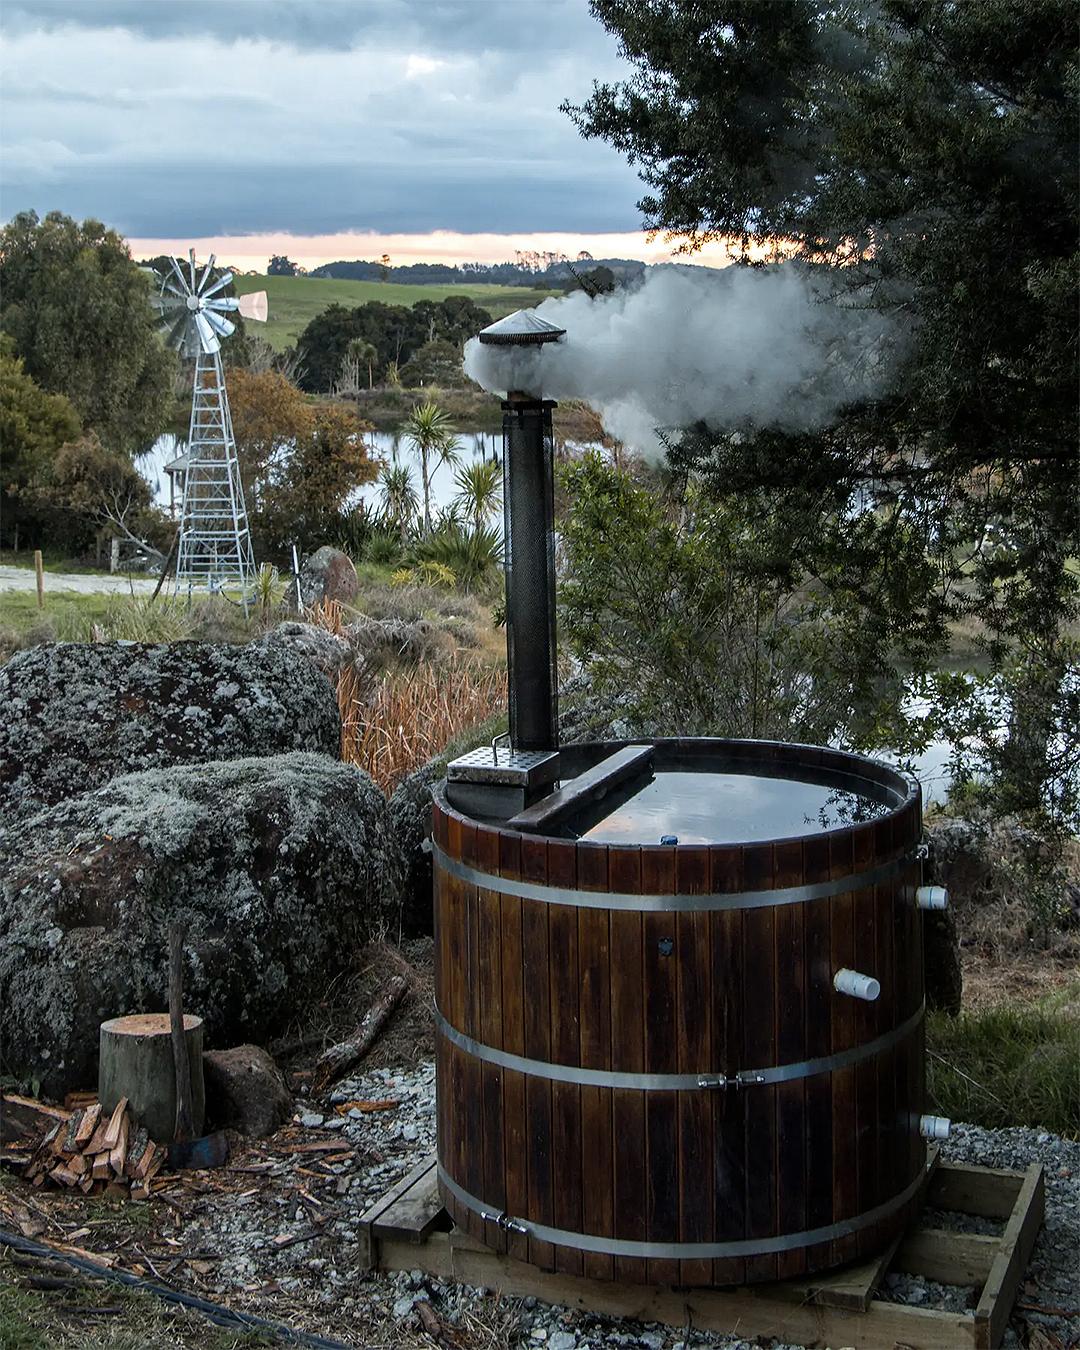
left=2, top=0, right=615, bottom=57
left=0, top=159, right=643, bottom=236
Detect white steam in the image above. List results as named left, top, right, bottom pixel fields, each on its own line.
left=463, top=264, right=904, bottom=456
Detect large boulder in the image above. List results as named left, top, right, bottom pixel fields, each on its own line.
left=203, top=1045, right=292, bottom=1138
left=256, top=621, right=352, bottom=679
left=387, top=761, right=441, bottom=937
left=0, top=752, right=399, bottom=1097
left=299, top=547, right=358, bottom=608
left=0, top=641, right=340, bottom=816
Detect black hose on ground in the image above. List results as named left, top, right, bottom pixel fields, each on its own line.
left=0, top=1227, right=365, bottom=1350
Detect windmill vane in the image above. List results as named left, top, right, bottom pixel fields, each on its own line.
left=154, top=250, right=267, bottom=599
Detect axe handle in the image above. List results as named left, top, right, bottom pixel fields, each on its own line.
left=168, top=923, right=195, bottom=1143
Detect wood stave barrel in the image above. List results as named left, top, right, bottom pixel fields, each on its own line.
left=433, top=738, right=927, bottom=1285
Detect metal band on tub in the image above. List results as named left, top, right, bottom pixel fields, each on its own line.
left=434, top=1001, right=924, bottom=1092
left=438, top=1160, right=928, bottom=1260
left=430, top=842, right=914, bottom=913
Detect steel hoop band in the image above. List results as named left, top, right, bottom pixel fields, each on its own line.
left=435, top=1001, right=924, bottom=1092
left=431, top=843, right=914, bottom=913
left=438, top=1162, right=927, bottom=1259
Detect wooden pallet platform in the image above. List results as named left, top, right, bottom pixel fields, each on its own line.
left=358, top=1154, right=1044, bottom=1350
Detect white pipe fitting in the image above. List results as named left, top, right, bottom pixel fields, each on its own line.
left=833, top=968, right=881, bottom=1001
left=916, top=885, right=949, bottom=910
left=920, top=1114, right=951, bottom=1140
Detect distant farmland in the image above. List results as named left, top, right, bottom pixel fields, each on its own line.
left=231, top=273, right=556, bottom=350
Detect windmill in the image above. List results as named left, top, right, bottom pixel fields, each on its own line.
left=152, top=250, right=267, bottom=597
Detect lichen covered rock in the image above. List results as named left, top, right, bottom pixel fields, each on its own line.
left=0, top=752, right=398, bottom=1097
left=203, top=1044, right=293, bottom=1138
left=387, top=761, right=441, bottom=937
left=299, top=546, right=358, bottom=608
left=0, top=641, right=340, bottom=815
left=256, top=621, right=353, bottom=679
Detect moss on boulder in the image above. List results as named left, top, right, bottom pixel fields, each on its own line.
left=0, top=641, right=340, bottom=817
left=0, top=752, right=398, bottom=1097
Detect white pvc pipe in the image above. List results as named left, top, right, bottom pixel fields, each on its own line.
left=833, top=968, right=880, bottom=1001
left=920, top=1114, right=951, bottom=1140
left=916, top=885, right=949, bottom=910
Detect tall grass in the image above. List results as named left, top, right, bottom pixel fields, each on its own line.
left=926, top=995, right=1080, bottom=1137
left=308, top=597, right=506, bottom=791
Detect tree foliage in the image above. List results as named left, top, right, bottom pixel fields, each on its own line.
left=560, top=452, right=931, bottom=745
left=0, top=211, right=175, bottom=455
left=567, top=0, right=1079, bottom=820
left=0, top=339, right=82, bottom=547
left=295, top=297, right=492, bottom=393
left=226, top=367, right=377, bottom=557
left=268, top=254, right=299, bottom=276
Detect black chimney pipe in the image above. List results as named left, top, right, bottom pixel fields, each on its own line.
left=502, top=393, right=558, bottom=751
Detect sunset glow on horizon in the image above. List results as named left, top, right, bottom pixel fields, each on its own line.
left=125, top=228, right=762, bottom=273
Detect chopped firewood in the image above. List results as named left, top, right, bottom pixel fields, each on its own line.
left=83, top=1117, right=112, bottom=1155
left=61, top=1110, right=85, bottom=1155
left=334, top=1098, right=399, bottom=1114
left=313, top=973, right=408, bottom=1087
left=48, top=1163, right=82, bottom=1187
left=108, top=1114, right=129, bottom=1178
left=132, top=1139, right=159, bottom=1181
left=73, top=1103, right=101, bottom=1146
left=130, top=1181, right=151, bottom=1201
left=125, top=1127, right=149, bottom=1178
left=64, top=1091, right=98, bottom=1112
left=91, top=1156, right=111, bottom=1181
left=101, top=1098, right=128, bottom=1151
left=68, top=1155, right=90, bottom=1177
left=280, top=1140, right=356, bottom=1154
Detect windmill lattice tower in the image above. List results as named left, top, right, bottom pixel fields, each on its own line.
left=153, top=251, right=267, bottom=596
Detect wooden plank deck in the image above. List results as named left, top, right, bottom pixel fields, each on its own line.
left=358, top=1154, right=1045, bottom=1350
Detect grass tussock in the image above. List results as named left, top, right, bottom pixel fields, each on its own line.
left=343, top=655, right=505, bottom=792
left=926, top=991, right=1080, bottom=1138
left=309, top=597, right=506, bottom=792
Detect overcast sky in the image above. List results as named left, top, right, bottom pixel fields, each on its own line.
left=0, top=0, right=666, bottom=263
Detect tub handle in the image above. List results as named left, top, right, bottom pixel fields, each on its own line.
left=916, top=885, right=949, bottom=910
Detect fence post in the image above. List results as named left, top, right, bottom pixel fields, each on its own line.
left=34, top=549, right=44, bottom=609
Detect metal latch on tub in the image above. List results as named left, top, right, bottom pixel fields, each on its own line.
left=698, top=1071, right=767, bottom=1089
left=480, top=1209, right=528, bottom=1235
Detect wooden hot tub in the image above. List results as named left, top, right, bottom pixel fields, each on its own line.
left=432, top=738, right=929, bottom=1285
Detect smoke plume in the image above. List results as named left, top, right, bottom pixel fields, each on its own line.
left=463, top=263, right=905, bottom=455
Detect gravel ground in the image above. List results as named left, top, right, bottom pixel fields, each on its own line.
left=132, top=1064, right=1078, bottom=1350
left=0, top=564, right=158, bottom=594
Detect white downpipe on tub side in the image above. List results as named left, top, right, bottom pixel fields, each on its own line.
left=920, top=1114, right=951, bottom=1140
left=916, top=885, right=949, bottom=910
left=833, top=968, right=881, bottom=1001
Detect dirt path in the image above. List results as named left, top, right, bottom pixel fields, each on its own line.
left=0, top=565, right=159, bottom=595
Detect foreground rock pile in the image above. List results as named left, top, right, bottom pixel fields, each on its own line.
left=0, top=637, right=406, bottom=1096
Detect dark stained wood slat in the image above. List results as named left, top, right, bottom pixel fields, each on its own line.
left=709, top=844, right=745, bottom=1287
left=742, top=843, right=778, bottom=1285
left=774, top=838, right=807, bottom=1281
left=675, top=845, right=712, bottom=1286
left=476, top=826, right=505, bottom=1220
left=641, top=845, right=679, bottom=1287
left=520, top=838, right=555, bottom=1271
left=497, top=830, right=529, bottom=1264
left=852, top=825, right=879, bottom=1217
left=801, top=831, right=834, bottom=1273
left=547, top=842, right=583, bottom=1278
left=577, top=841, right=614, bottom=1282
left=829, top=827, right=859, bottom=1269
left=608, top=845, right=646, bottom=1286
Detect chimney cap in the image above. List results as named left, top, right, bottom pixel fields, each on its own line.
left=478, top=309, right=566, bottom=346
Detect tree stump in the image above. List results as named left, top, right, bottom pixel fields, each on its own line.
left=98, top=1014, right=205, bottom=1143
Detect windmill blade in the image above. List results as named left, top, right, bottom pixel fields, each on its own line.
left=200, top=270, right=234, bottom=301
left=162, top=310, right=193, bottom=350
left=194, top=311, right=221, bottom=353
left=169, top=255, right=192, bottom=295
left=203, top=310, right=236, bottom=339
left=206, top=296, right=240, bottom=313
left=238, top=291, right=268, bottom=322
left=188, top=248, right=197, bottom=292
left=196, top=253, right=217, bottom=294
left=161, top=279, right=187, bottom=299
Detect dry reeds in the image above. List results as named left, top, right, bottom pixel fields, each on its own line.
left=307, top=596, right=506, bottom=792
left=344, top=656, right=505, bottom=791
